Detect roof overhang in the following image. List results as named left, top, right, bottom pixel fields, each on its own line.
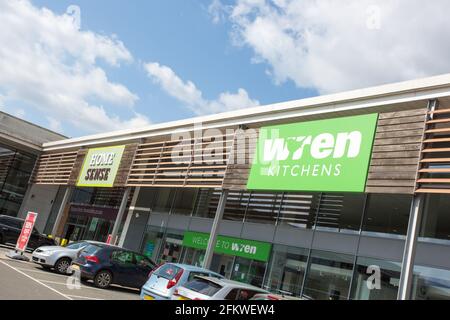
left=42, top=73, right=450, bottom=152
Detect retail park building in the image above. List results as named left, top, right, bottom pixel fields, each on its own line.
left=2, top=75, right=450, bottom=300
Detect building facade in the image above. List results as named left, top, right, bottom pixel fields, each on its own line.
left=16, top=74, right=450, bottom=300
left=0, top=111, right=65, bottom=231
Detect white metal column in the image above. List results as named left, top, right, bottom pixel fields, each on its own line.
left=118, top=186, right=141, bottom=247
left=202, top=190, right=228, bottom=269
left=110, top=187, right=131, bottom=245
left=50, top=186, right=73, bottom=237
left=397, top=194, right=424, bottom=300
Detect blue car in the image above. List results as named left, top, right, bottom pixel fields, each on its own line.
left=140, top=263, right=224, bottom=300
left=71, top=243, right=157, bottom=289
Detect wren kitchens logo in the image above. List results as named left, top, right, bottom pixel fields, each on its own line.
left=77, top=145, right=125, bottom=187
left=247, top=114, right=378, bottom=192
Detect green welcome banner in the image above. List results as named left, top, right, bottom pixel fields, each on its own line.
left=77, top=145, right=125, bottom=187
left=247, top=114, right=378, bottom=192
left=182, top=231, right=272, bottom=262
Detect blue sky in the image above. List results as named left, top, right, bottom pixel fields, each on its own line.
left=1, top=1, right=449, bottom=137
left=13, top=0, right=315, bottom=137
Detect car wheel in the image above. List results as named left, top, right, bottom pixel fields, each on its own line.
left=55, top=258, right=71, bottom=274
left=94, top=270, right=112, bottom=289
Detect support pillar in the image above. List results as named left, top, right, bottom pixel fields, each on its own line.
left=110, top=187, right=131, bottom=245
left=50, top=186, right=73, bottom=237
left=202, top=190, right=228, bottom=270
left=118, top=187, right=141, bottom=247
left=397, top=194, right=425, bottom=300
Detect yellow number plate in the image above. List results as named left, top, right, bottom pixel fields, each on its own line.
left=144, top=295, right=155, bottom=300
left=178, top=296, right=189, bottom=300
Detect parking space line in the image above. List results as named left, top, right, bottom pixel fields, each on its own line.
left=17, top=268, right=68, bottom=277
left=0, top=260, right=72, bottom=300
left=38, top=279, right=114, bottom=293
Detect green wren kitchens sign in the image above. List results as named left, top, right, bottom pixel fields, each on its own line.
left=77, top=145, right=125, bottom=187
left=183, top=231, right=271, bottom=262
left=247, top=114, right=378, bottom=192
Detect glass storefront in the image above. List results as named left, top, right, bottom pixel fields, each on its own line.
left=263, top=245, right=308, bottom=296
left=420, top=194, right=450, bottom=241
left=302, top=250, right=354, bottom=300
left=412, top=265, right=450, bottom=300
left=350, top=257, right=401, bottom=300
left=129, top=187, right=450, bottom=300
left=0, top=144, right=36, bottom=217
left=59, top=187, right=129, bottom=242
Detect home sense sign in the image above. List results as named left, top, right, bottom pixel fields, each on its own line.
left=77, top=145, right=125, bottom=187
left=247, top=114, right=378, bottom=192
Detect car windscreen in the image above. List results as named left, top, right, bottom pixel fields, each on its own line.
left=153, top=264, right=182, bottom=280
left=184, top=278, right=223, bottom=297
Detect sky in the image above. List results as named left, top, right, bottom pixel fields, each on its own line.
left=1, top=0, right=450, bottom=138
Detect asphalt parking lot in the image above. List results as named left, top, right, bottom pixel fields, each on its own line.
left=0, top=245, right=140, bottom=300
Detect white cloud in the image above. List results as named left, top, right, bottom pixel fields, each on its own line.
left=0, top=0, right=150, bottom=134
left=46, top=116, right=62, bottom=132
left=216, top=0, right=450, bottom=94
left=144, top=62, right=259, bottom=115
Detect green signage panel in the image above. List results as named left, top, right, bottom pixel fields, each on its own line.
left=182, top=231, right=272, bottom=262
left=247, top=114, right=378, bottom=192
left=77, top=145, right=125, bottom=187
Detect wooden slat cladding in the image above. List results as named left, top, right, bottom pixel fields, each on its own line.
left=67, top=149, right=87, bottom=185
left=416, top=103, right=450, bottom=194
left=114, top=143, right=138, bottom=187
left=33, top=150, right=78, bottom=185
left=126, top=132, right=235, bottom=188
left=365, top=108, right=427, bottom=194
left=222, top=129, right=259, bottom=190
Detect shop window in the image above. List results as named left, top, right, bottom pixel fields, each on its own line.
left=362, top=194, right=412, bottom=236
left=140, top=226, right=165, bottom=261
left=152, top=189, right=176, bottom=214
left=244, top=192, right=281, bottom=225
left=192, top=189, right=216, bottom=218
left=303, top=250, right=354, bottom=300
left=420, top=194, right=450, bottom=241
left=313, top=193, right=366, bottom=233
left=230, top=257, right=267, bottom=288
left=277, top=193, right=316, bottom=229
left=412, top=265, right=450, bottom=300
left=263, top=245, right=308, bottom=297
left=350, top=257, right=401, bottom=300
left=172, top=188, right=197, bottom=215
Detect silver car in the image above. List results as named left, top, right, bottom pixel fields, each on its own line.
left=32, top=240, right=102, bottom=274
left=140, top=263, right=223, bottom=300
left=172, top=276, right=269, bottom=300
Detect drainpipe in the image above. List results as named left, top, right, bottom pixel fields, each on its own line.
left=202, top=190, right=228, bottom=269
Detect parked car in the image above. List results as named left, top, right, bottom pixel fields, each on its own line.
left=172, top=275, right=269, bottom=300
left=32, top=240, right=103, bottom=274
left=250, top=293, right=306, bottom=300
left=140, top=263, right=224, bottom=300
left=0, top=215, right=56, bottom=250
left=71, top=243, right=157, bottom=289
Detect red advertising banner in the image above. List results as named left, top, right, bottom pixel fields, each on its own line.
left=106, top=234, right=112, bottom=244
left=15, top=212, right=38, bottom=252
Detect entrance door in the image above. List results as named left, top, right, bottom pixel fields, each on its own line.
left=231, top=257, right=266, bottom=287
left=210, top=254, right=234, bottom=278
